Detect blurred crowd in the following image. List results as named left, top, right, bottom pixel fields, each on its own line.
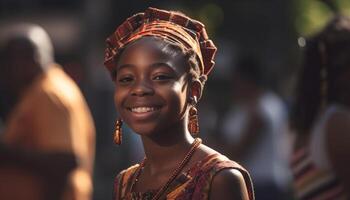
left=1, top=0, right=350, bottom=200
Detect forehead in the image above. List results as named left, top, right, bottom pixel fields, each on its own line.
left=116, top=37, right=187, bottom=70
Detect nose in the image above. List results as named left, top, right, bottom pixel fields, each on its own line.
left=131, top=79, right=154, bottom=97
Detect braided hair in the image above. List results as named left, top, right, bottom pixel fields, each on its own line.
left=291, top=15, right=350, bottom=134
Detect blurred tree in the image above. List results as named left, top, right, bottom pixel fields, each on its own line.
left=295, top=0, right=350, bottom=36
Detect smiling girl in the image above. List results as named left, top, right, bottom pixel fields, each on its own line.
left=104, top=7, right=254, bottom=200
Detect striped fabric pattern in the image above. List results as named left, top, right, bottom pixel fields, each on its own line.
left=290, top=147, right=347, bottom=200
left=104, top=7, right=217, bottom=79
left=113, top=154, right=255, bottom=200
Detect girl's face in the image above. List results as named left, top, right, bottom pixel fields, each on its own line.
left=114, top=38, right=190, bottom=136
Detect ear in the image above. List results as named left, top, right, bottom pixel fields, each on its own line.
left=189, top=79, right=203, bottom=103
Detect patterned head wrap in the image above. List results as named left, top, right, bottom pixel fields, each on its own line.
left=104, top=7, right=217, bottom=79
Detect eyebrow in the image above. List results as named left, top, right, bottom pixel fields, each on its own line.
left=150, top=62, right=179, bottom=75
left=117, top=62, right=176, bottom=72
left=150, top=62, right=173, bottom=69
left=116, top=64, right=134, bottom=72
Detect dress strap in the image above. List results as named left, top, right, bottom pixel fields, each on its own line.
left=191, top=154, right=255, bottom=200
left=113, top=164, right=139, bottom=200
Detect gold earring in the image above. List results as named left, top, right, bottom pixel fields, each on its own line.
left=188, top=106, right=199, bottom=135
left=114, top=119, right=123, bottom=145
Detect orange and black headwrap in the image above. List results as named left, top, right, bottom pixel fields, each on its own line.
left=104, top=7, right=217, bottom=79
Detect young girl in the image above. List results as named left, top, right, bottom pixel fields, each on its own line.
left=104, top=7, right=254, bottom=200
left=290, top=15, right=350, bottom=199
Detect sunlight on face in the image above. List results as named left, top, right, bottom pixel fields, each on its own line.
left=114, top=37, right=191, bottom=137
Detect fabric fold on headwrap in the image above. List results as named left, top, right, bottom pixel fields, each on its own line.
left=104, top=7, right=217, bottom=78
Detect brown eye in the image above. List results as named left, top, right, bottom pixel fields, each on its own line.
left=118, top=75, right=134, bottom=84
left=152, top=74, right=174, bottom=81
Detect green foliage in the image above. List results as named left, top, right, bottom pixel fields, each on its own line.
left=295, top=0, right=350, bottom=36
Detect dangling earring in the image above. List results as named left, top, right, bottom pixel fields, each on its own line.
left=114, top=119, right=123, bottom=145
left=188, top=96, right=199, bottom=135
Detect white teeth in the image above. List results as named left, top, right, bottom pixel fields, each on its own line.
left=131, top=107, right=157, bottom=113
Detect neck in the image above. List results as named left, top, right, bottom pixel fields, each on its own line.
left=140, top=122, right=194, bottom=175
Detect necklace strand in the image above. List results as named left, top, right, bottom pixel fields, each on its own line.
left=130, top=138, right=202, bottom=200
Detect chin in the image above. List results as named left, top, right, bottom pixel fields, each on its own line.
left=128, top=123, right=160, bottom=137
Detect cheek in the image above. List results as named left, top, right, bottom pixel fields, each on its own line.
left=178, top=83, right=188, bottom=101
left=170, top=82, right=188, bottom=111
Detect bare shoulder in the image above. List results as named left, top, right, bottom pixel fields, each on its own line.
left=210, top=168, right=250, bottom=200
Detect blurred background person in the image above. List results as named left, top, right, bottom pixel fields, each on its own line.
left=290, top=15, right=350, bottom=199
left=0, top=24, right=95, bottom=200
left=217, top=55, right=292, bottom=200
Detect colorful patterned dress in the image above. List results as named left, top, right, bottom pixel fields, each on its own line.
left=113, top=154, right=254, bottom=200
left=290, top=105, right=349, bottom=200
left=290, top=147, right=347, bottom=200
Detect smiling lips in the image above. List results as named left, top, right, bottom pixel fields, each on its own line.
left=129, top=106, right=161, bottom=113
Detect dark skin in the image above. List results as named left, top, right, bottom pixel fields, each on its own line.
left=0, top=35, right=77, bottom=200
left=114, top=37, right=249, bottom=199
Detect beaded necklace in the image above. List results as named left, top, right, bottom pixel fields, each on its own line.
left=129, top=138, right=202, bottom=200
